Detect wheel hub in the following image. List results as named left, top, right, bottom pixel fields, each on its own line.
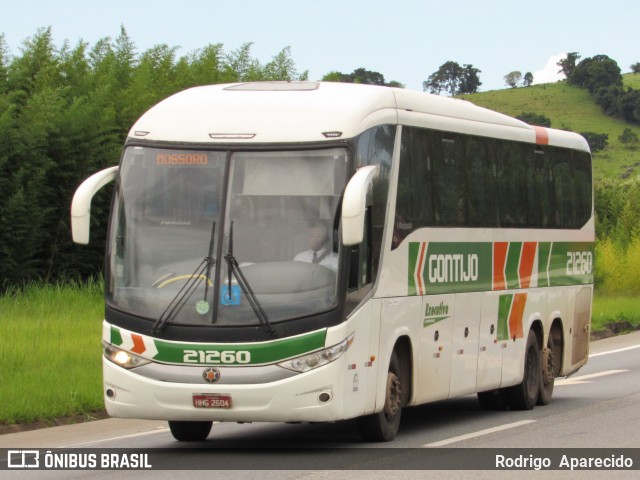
left=384, top=372, right=402, bottom=417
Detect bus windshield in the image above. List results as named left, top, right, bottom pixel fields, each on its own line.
left=106, top=146, right=348, bottom=328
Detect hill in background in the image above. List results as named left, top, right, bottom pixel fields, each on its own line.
left=461, top=74, right=640, bottom=181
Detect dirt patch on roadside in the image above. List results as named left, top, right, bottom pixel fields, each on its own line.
left=591, top=321, right=640, bottom=341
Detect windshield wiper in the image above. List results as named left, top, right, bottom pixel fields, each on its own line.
left=152, top=221, right=216, bottom=334
left=224, top=221, right=277, bottom=337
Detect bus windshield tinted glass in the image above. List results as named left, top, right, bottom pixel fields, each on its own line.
left=106, top=146, right=348, bottom=328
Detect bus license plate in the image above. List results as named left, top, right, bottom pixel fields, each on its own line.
left=192, top=394, right=232, bottom=409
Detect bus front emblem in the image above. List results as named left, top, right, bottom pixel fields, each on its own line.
left=202, top=368, right=220, bottom=384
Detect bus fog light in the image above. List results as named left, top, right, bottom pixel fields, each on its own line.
left=318, top=392, right=331, bottom=403
left=277, top=334, right=354, bottom=373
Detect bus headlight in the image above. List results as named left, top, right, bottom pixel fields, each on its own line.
left=104, top=344, right=151, bottom=369
left=277, top=334, right=354, bottom=373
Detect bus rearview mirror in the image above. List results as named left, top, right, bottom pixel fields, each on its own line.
left=341, top=165, right=377, bottom=246
left=71, top=166, right=118, bottom=244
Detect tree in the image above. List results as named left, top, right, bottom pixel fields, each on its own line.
left=504, top=71, right=522, bottom=88
left=523, top=72, right=534, bottom=87
left=570, top=55, right=622, bottom=93
left=594, top=84, right=623, bottom=116
left=322, top=71, right=344, bottom=82
left=321, top=68, right=402, bottom=87
left=349, top=67, right=385, bottom=85
left=0, top=34, right=9, bottom=93
left=423, top=61, right=481, bottom=96
left=0, top=28, right=312, bottom=288
left=458, top=64, right=482, bottom=94
left=618, top=88, right=640, bottom=124
left=631, top=62, right=640, bottom=74
left=557, top=52, right=580, bottom=79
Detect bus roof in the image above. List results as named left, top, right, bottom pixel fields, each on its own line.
left=129, top=82, right=590, bottom=152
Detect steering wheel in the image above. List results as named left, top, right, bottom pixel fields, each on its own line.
left=153, top=274, right=213, bottom=289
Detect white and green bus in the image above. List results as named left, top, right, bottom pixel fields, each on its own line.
left=72, top=82, right=594, bottom=442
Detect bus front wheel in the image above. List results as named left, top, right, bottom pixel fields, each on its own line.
left=505, top=329, right=540, bottom=410
left=357, top=352, right=403, bottom=442
left=168, top=420, right=212, bottom=441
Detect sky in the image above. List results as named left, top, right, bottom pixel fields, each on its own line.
left=1, top=0, right=638, bottom=92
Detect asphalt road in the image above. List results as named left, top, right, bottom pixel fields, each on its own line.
left=2, top=331, right=639, bottom=479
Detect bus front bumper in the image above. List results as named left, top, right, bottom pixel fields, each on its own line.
left=102, top=357, right=351, bottom=423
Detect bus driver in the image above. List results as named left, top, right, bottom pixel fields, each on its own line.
left=294, top=222, right=338, bottom=270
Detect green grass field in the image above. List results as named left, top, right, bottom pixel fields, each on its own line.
left=0, top=282, right=637, bottom=426
left=462, top=75, right=640, bottom=180
left=592, top=295, right=640, bottom=332
left=623, top=72, right=640, bottom=90
left=0, top=281, right=105, bottom=425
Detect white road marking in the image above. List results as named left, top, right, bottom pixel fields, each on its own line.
left=62, top=426, right=170, bottom=448
left=590, top=344, right=640, bottom=358
left=555, top=369, right=628, bottom=386
left=422, top=420, right=536, bottom=447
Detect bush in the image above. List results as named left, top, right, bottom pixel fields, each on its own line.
left=516, top=112, right=551, bottom=127
left=596, top=237, right=640, bottom=295
left=580, top=131, right=609, bottom=152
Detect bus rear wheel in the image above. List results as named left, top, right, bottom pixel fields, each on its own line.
left=168, top=420, right=212, bottom=441
left=537, top=332, right=556, bottom=405
left=357, top=352, right=402, bottom=442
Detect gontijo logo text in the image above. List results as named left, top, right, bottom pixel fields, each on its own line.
left=409, top=241, right=594, bottom=296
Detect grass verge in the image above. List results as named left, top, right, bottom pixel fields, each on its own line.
left=591, top=294, right=640, bottom=333
left=0, top=280, right=105, bottom=425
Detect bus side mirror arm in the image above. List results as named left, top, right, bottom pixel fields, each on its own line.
left=341, top=165, right=377, bottom=246
left=71, top=166, right=119, bottom=244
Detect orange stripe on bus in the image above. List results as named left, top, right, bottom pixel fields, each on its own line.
left=519, top=242, right=537, bottom=289
left=509, top=293, right=527, bottom=340
left=131, top=334, right=146, bottom=355
left=534, top=126, right=549, bottom=145
left=416, top=242, right=427, bottom=295
left=493, top=242, right=508, bottom=290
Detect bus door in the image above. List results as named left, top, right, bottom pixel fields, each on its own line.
left=416, top=294, right=454, bottom=403
left=449, top=293, right=481, bottom=397
left=477, top=292, right=506, bottom=392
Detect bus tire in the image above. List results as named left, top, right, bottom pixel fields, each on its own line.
left=537, top=332, right=556, bottom=406
left=357, top=352, right=402, bottom=442
left=168, top=420, right=212, bottom=441
left=506, top=329, right=540, bottom=410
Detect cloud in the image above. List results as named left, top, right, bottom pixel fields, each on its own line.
left=532, top=53, right=567, bottom=85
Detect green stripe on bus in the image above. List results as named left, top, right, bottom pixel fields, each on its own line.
left=408, top=242, right=420, bottom=296
left=151, top=329, right=327, bottom=365
left=111, top=326, right=123, bottom=346
left=537, top=242, right=552, bottom=287
left=497, top=294, right=512, bottom=341
left=505, top=242, right=522, bottom=290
